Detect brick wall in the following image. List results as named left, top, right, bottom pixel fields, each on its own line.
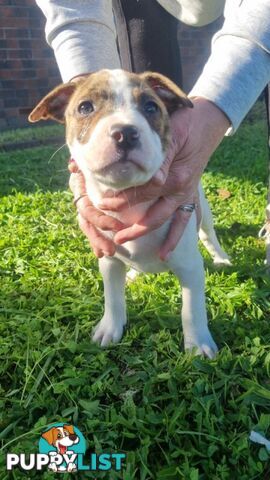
left=0, top=1, right=223, bottom=130
left=0, top=0, right=61, bottom=130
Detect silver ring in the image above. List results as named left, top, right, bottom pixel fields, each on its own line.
left=179, top=203, right=197, bottom=213
left=73, top=193, right=88, bottom=207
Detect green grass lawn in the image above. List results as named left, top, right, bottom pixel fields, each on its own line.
left=0, top=108, right=270, bottom=479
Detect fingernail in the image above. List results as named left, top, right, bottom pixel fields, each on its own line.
left=114, top=238, right=124, bottom=245
left=104, top=251, right=113, bottom=256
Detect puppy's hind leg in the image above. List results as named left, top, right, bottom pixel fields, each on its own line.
left=126, top=268, right=140, bottom=283
left=199, top=186, right=232, bottom=266
left=171, top=253, right=218, bottom=359
left=258, top=202, right=270, bottom=267
left=168, top=215, right=218, bottom=358
left=93, top=256, right=127, bottom=347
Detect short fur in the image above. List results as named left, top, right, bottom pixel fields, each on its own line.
left=29, top=69, right=231, bottom=358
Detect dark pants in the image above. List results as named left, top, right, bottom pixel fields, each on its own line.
left=112, top=0, right=182, bottom=87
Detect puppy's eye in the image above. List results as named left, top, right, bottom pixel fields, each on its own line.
left=78, top=101, right=94, bottom=116
left=57, top=433, right=62, bottom=439
left=144, top=101, right=159, bottom=114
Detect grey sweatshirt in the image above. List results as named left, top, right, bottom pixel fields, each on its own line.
left=36, top=0, right=270, bottom=133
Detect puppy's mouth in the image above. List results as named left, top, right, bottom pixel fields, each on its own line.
left=91, top=150, right=147, bottom=175
left=58, top=443, right=67, bottom=455
left=92, top=155, right=148, bottom=189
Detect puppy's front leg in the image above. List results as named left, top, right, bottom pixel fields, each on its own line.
left=93, top=256, right=127, bottom=347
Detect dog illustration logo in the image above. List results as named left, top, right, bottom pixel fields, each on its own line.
left=39, top=423, right=86, bottom=472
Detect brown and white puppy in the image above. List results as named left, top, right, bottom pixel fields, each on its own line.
left=29, top=69, right=231, bottom=358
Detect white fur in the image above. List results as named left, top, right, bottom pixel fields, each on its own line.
left=107, top=69, right=134, bottom=109
left=70, top=110, right=163, bottom=191
left=259, top=201, right=270, bottom=266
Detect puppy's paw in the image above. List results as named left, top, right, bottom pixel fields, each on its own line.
left=126, top=268, right=140, bottom=283
left=184, top=329, right=218, bottom=359
left=92, top=317, right=126, bottom=347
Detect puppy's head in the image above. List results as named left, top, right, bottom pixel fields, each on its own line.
left=29, top=70, right=192, bottom=190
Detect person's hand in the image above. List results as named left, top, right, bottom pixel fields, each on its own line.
left=98, top=97, right=230, bottom=260
left=69, top=161, right=125, bottom=258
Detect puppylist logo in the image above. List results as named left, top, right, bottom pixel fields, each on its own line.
left=6, top=423, right=126, bottom=473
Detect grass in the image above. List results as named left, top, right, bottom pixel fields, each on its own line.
left=0, top=103, right=270, bottom=479
left=0, top=124, right=64, bottom=146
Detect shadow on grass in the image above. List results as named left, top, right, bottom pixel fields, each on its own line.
left=0, top=144, right=69, bottom=197
left=203, top=221, right=267, bottom=271
left=217, top=222, right=262, bottom=240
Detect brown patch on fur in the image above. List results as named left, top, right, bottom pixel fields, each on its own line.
left=64, top=72, right=119, bottom=146
left=137, top=71, right=193, bottom=152
left=131, top=83, right=171, bottom=152
left=140, top=71, right=193, bottom=112
left=28, top=83, right=78, bottom=123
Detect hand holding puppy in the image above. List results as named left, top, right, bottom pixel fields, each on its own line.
left=71, top=97, right=230, bottom=259
left=69, top=165, right=124, bottom=258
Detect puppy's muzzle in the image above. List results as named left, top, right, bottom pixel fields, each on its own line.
left=110, top=124, right=140, bottom=151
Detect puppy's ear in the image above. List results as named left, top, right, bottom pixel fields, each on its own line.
left=141, top=72, right=193, bottom=113
left=28, top=83, right=77, bottom=124
left=41, top=428, right=56, bottom=445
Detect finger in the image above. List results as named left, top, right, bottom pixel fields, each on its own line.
left=98, top=182, right=161, bottom=211
left=151, top=138, right=178, bottom=186
left=69, top=171, right=87, bottom=198
left=114, top=196, right=178, bottom=244
left=159, top=208, right=193, bottom=261
left=196, top=198, right=202, bottom=229
left=69, top=171, right=125, bottom=231
left=98, top=136, right=181, bottom=209
left=78, top=214, right=116, bottom=257
left=114, top=222, right=148, bottom=244
left=93, top=247, right=104, bottom=258
left=77, top=196, right=125, bottom=232
left=97, top=193, right=133, bottom=211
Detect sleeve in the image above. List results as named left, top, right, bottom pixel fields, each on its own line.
left=189, top=0, right=270, bottom=134
left=36, top=0, right=121, bottom=82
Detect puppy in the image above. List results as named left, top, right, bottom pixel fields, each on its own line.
left=29, top=69, right=231, bottom=358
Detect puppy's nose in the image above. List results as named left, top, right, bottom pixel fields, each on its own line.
left=69, top=434, right=78, bottom=441
left=110, top=124, right=139, bottom=149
